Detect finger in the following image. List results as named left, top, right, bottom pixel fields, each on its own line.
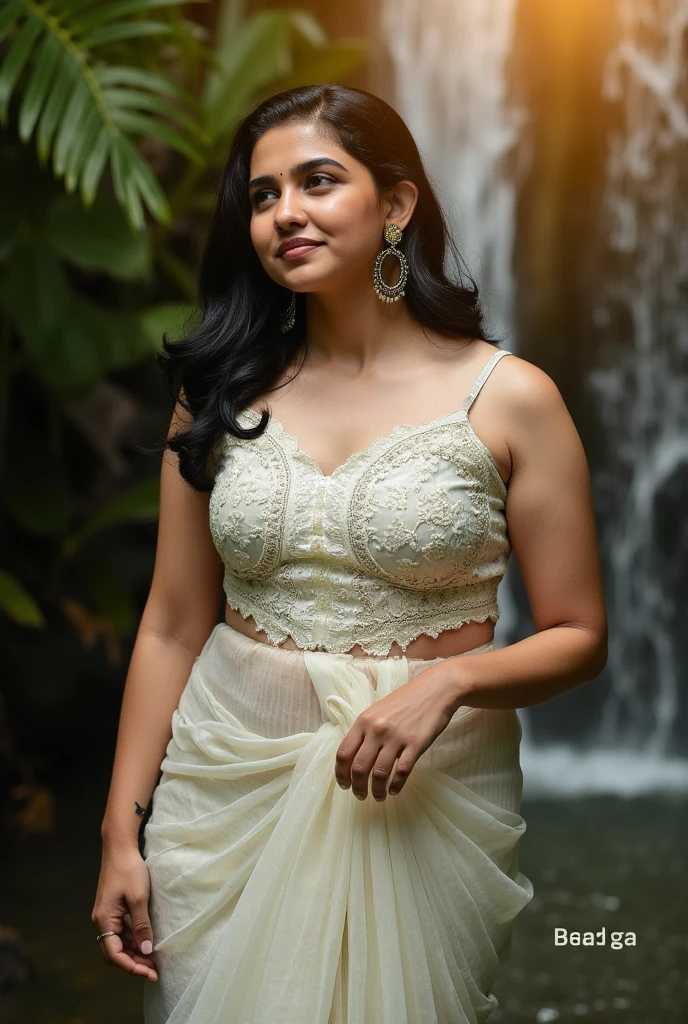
left=103, top=924, right=157, bottom=980
left=334, top=723, right=365, bottom=789
left=349, top=737, right=385, bottom=801
left=100, top=934, right=156, bottom=978
left=97, top=929, right=123, bottom=966
left=110, top=945, right=159, bottom=981
left=388, top=748, right=419, bottom=796
left=120, top=919, right=158, bottom=973
left=129, top=950, right=159, bottom=975
left=127, top=890, right=155, bottom=959
left=97, top=918, right=158, bottom=981
left=370, top=744, right=405, bottom=802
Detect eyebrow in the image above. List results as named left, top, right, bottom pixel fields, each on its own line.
left=247, top=157, right=349, bottom=193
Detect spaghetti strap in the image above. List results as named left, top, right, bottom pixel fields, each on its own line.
left=461, top=348, right=513, bottom=413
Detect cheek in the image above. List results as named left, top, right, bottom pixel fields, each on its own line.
left=249, top=217, right=266, bottom=251
left=249, top=219, right=274, bottom=273
left=321, top=198, right=383, bottom=259
left=325, top=192, right=376, bottom=230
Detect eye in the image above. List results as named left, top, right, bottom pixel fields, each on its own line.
left=251, top=173, right=336, bottom=207
left=307, top=172, right=335, bottom=188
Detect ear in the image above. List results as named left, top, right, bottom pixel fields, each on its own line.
left=385, top=179, right=419, bottom=232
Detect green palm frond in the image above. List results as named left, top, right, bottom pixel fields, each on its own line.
left=0, top=0, right=210, bottom=229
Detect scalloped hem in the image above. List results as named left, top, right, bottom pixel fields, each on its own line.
left=222, top=588, right=500, bottom=658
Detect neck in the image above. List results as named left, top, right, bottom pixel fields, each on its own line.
left=302, top=276, right=420, bottom=372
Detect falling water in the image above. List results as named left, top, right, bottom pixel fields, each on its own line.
left=380, top=0, right=688, bottom=795
left=379, top=0, right=528, bottom=662
left=380, top=0, right=526, bottom=340
left=589, top=0, right=688, bottom=764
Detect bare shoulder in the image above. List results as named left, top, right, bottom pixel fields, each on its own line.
left=492, top=353, right=575, bottom=448
left=493, top=351, right=564, bottom=409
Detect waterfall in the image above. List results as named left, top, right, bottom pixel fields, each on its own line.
left=380, top=0, right=527, bottom=669
left=590, top=0, right=688, bottom=762
left=379, top=0, right=688, bottom=795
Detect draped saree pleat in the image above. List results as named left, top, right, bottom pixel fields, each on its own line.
left=142, top=622, right=533, bottom=1024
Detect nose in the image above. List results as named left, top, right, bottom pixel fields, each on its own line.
left=272, top=185, right=307, bottom=228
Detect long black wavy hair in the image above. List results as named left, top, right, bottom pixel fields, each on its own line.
left=157, top=83, right=502, bottom=492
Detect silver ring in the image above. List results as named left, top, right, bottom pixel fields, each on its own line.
left=96, top=931, right=117, bottom=942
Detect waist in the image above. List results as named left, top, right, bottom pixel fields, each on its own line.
left=216, top=618, right=496, bottom=676
left=224, top=603, right=496, bottom=660
left=176, top=622, right=519, bottom=785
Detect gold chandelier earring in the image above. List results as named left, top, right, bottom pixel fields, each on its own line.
left=373, top=223, right=409, bottom=302
left=279, top=289, right=296, bottom=333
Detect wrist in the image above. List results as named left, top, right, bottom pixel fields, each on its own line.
left=101, top=819, right=142, bottom=850
left=427, top=658, right=474, bottom=718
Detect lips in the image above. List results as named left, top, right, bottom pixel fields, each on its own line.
left=277, top=238, right=324, bottom=257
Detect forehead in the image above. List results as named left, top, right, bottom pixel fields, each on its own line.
left=249, top=121, right=352, bottom=175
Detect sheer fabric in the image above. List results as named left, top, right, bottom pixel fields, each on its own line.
left=142, top=622, right=533, bottom=1024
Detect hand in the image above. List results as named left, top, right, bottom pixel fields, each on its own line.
left=334, top=667, right=454, bottom=802
left=92, top=843, right=158, bottom=982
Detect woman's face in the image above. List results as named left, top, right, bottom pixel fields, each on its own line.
left=248, top=120, right=414, bottom=293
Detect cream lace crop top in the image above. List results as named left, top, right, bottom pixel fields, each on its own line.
left=208, top=348, right=513, bottom=656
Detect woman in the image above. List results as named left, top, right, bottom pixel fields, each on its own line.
left=92, top=84, right=607, bottom=1023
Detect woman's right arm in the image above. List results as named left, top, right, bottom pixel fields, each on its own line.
left=92, top=398, right=223, bottom=982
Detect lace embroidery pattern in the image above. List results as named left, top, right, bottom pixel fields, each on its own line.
left=209, top=438, right=288, bottom=577
left=208, top=349, right=513, bottom=655
left=346, top=423, right=492, bottom=588
left=222, top=566, right=501, bottom=656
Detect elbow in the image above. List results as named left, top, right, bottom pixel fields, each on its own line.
left=589, top=626, right=608, bottom=679
left=561, top=620, right=608, bottom=680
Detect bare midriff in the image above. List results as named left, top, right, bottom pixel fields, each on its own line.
left=223, top=603, right=494, bottom=660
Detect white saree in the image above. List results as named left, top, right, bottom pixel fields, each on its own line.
left=142, top=622, right=533, bottom=1024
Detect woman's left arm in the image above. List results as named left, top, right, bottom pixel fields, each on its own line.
left=436, top=356, right=608, bottom=714
left=334, top=358, right=608, bottom=801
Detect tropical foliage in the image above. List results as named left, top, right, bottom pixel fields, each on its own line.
left=0, top=0, right=366, bottom=647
